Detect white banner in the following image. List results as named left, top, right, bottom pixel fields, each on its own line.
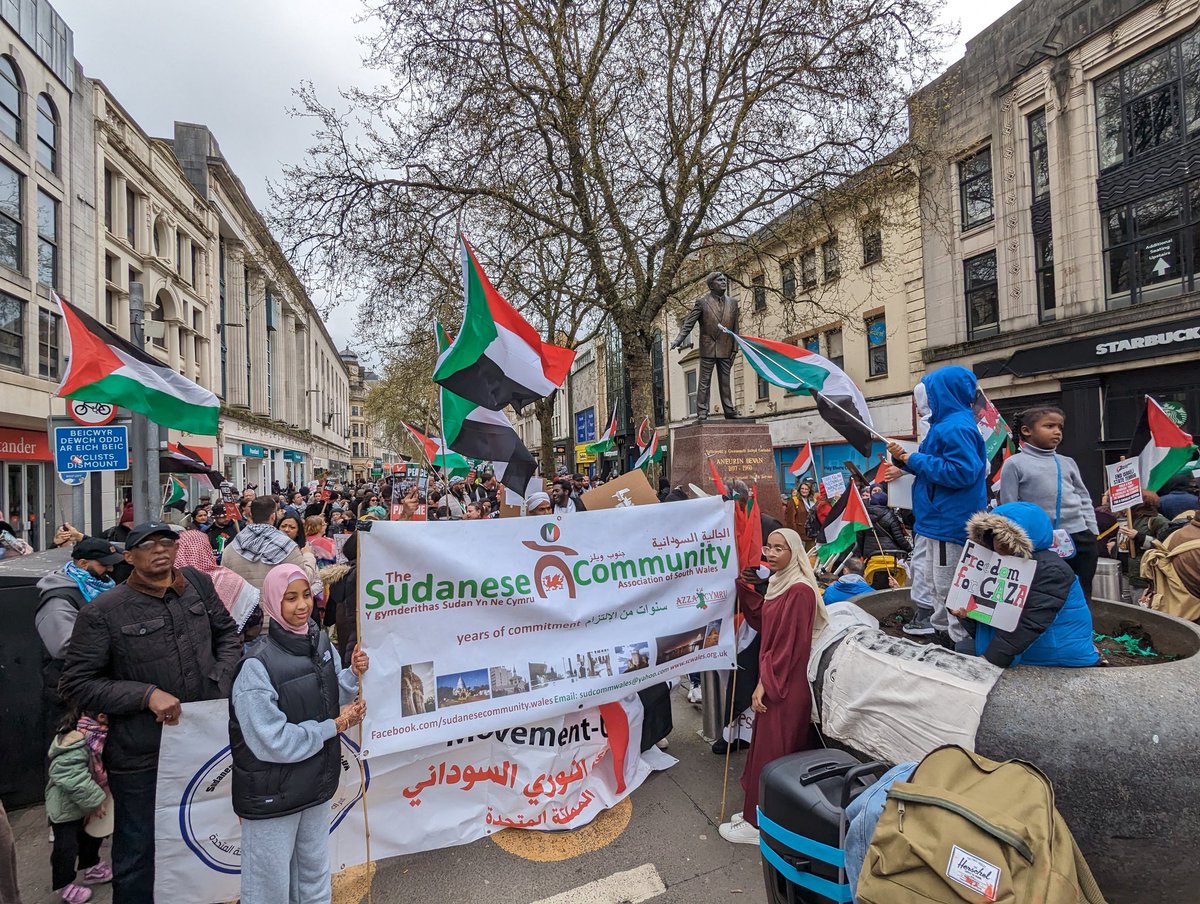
left=358, top=497, right=738, bottom=754
left=154, top=696, right=665, bottom=904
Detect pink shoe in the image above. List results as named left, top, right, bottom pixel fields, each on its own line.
left=59, top=883, right=92, bottom=903
left=82, top=861, right=112, bottom=884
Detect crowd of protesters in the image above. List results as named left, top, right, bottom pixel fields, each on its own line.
left=8, top=365, right=1200, bottom=897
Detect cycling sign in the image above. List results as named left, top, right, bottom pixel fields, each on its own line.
left=68, top=399, right=117, bottom=427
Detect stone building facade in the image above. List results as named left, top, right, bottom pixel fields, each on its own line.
left=663, top=162, right=927, bottom=487
left=0, top=0, right=83, bottom=550
left=916, top=0, right=1200, bottom=491
left=170, top=123, right=350, bottom=491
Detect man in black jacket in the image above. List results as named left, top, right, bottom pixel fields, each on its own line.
left=60, top=521, right=241, bottom=904
left=857, top=503, right=912, bottom=561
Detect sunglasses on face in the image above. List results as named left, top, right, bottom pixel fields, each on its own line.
left=134, top=536, right=178, bottom=551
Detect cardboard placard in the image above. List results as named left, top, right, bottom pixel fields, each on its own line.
left=886, top=441, right=918, bottom=510
left=499, top=478, right=545, bottom=518
left=946, top=540, right=1037, bottom=632
left=820, top=472, right=846, bottom=499
left=579, top=469, right=659, bottom=510
left=1105, top=459, right=1143, bottom=513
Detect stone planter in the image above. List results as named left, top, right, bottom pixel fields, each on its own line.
left=842, top=590, right=1200, bottom=904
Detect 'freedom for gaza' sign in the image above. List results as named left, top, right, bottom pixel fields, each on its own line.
left=358, top=496, right=738, bottom=754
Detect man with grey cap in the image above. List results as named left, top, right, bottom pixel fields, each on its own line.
left=36, top=537, right=125, bottom=740
left=60, top=521, right=241, bottom=903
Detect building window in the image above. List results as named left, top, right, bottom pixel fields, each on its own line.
left=1028, top=110, right=1049, bottom=201
left=125, top=187, right=137, bottom=247
left=685, top=369, right=698, bottom=417
left=780, top=262, right=795, bottom=302
left=804, top=334, right=820, bottom=355
left=192, top=309, right=202, bottom=364
left=104, top=254, right=115, bottom=324
left=1102, top=180, right=1200, bottom=307
left=866, top=315, right=887, bottom=377
left=823, top=236, right=839, bottom=280
left=959, top=147, right=994, bottom=229
left=800, top=248, right=817, bottom=289
left=153, top=218, right=162, bottom=257
left=751, top=274, right=765, bottom=311
left=352, top=405, right=360, bottom=417
left=964, top=250, right=999, bottom=339
left=190, top=245, right=199, bottom=287
left=35, top=94, right=56, bottom=171
left=150, top=301, right=166, bottom=349
left=38, top=308, right=58, bottom=378
left=825, top=329, right=843, bottom=369
left=0, top=56, right=20, bottom=143
left=36, top=190, right=57, bottom=289
left=175, top=232, right=183, bottom=275
left=352, top=423, right=359, bottom=437
left=104, top=169, right=114, bottom=233
left=756, top=374, right=770, bottom=402
left=1095, top=32, right=1200, bottom=172
left=0, top=293, right=21, bottom=370
left=1036, top=234, right=1056, bottom=321
left=861, top=219, right=882, bottom=265
left=0, top=160, right=20, bottom=272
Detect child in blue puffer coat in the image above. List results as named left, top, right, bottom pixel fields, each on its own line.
left=953, top=502, right=1099, bottom=668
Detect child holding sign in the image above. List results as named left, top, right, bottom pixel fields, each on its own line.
left=999, top=406, right=1099, bottom=600
left=951, top=502, right=1098, bottom=668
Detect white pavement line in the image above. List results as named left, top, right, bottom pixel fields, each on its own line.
left=528, top=863, right=666, bottom=904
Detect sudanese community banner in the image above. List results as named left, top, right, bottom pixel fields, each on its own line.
left=359, top=496, right=738, bottom=754
left=155, top=697, right=665, bottom=904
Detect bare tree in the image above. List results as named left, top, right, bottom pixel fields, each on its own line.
left=274, top=0, right=950, bottom=420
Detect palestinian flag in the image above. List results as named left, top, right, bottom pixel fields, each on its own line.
left=434, top=235, right=575, bottom=413
left=724, top=328, right=874, bottom=456
left=587, top=404, right=618, bottom=455
left=973, top=390, right=1012, bottom=460
left=634, top=429, right=663, bottom=471
left=788, top=442, right=813, bottom=478
left=160, top=442, right=223, bottom=487
left=816, top=486, right=872, bottom=564
left=990, top=441, right=1015, bottom=494
left=162, top=475, right=187, bottom=508
left=401, top=421, right=470, bottom=474
left=734, top=483, right=763, bottom=570
left=56, top=294, right=219, bottom=434
left=437, top=323, right=538, bottom=496
left=1129, top=395, right=1199, bottom=492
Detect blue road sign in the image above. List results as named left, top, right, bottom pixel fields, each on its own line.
left=54, top=425, right=129, bottom=474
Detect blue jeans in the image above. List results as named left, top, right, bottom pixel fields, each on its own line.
left=109, top=769, right=157, bottom=904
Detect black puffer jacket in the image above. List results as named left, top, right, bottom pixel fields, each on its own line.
left=59, top=567, right=241, bottom=773
left=856, top=504, right=912, bottom=558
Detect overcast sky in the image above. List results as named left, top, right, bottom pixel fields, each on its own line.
left=56, top=0, right=1022, bottom=358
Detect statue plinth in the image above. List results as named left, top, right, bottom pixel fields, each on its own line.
left=670, top=420, right=783, bottom=522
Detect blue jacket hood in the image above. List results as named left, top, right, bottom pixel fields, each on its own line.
left=922, top=366, right=977, bottom=425
left=983, top=501, right=1054, bottom=552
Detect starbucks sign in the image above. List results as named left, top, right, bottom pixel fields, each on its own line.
left=1162, top=400, right=1188, bottom=427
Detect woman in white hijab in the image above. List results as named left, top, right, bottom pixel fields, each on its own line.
left=718, top=528, right=826, bottom=845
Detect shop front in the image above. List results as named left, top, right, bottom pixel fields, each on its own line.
left=0, top=427, right=53, bottom=551
left=975, top=316, right=1200, bottom=494
left=283, top=450, right=306, bottom=487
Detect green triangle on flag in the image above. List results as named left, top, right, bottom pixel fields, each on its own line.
left=816, top=484, right=872, bottom=563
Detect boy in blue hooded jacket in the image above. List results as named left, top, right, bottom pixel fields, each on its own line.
left=954, top=502, right=1099, bottom=667
left=888, top=366, right=987, bottom=644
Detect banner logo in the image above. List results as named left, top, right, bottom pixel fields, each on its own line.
left=523, top=523, right=579, bottom=600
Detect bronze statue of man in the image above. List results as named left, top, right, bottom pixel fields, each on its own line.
left=671, top=271, right=739, bottom=420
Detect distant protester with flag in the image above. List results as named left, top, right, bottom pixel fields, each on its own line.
left=998, top=407, right=1099, bottom=601
left=887, top=367, right=986, bottom=645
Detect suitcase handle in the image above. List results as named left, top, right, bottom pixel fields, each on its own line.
left=839, top=762, right=892, bottom=810
left=798, top=761, right=858, bottom=787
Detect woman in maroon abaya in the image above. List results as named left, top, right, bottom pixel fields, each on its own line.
left=719, top=527, right=827, bottom=844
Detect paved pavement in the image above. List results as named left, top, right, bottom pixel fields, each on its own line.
left=10, top=684, right=766, bottom=903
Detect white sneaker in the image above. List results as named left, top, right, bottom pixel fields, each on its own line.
left=687, top=685, right=702, bottom=704
left=719, top=817, right=760, bottom=845
left=656, top=738, right=670, bottom=750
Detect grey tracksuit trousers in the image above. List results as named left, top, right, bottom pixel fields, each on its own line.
left=240, top=805, right=330, bottom=904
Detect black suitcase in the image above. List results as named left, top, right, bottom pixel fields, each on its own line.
left=759, top=749, right=890, bottom=904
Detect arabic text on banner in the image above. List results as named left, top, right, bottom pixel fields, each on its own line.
left=154, top=697, right=663, bottom=904
left=358, top=497, right=738, bottom=754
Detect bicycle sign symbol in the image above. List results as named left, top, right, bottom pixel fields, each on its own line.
left=68, top=399, right=117, bottom=427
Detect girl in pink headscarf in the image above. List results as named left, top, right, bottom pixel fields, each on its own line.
left=173, top=531, right=259, bottom=633
left=228, top=563, right=368, bottom=904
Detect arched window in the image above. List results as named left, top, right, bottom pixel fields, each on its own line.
left=0, top=57, right=21, bottom=143
left=35, top=94, right=55, bottom=171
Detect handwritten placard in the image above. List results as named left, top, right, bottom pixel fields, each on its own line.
left=821, top=472, right=846, bottom=499
left=946, top=540, right=1036, bottom=633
